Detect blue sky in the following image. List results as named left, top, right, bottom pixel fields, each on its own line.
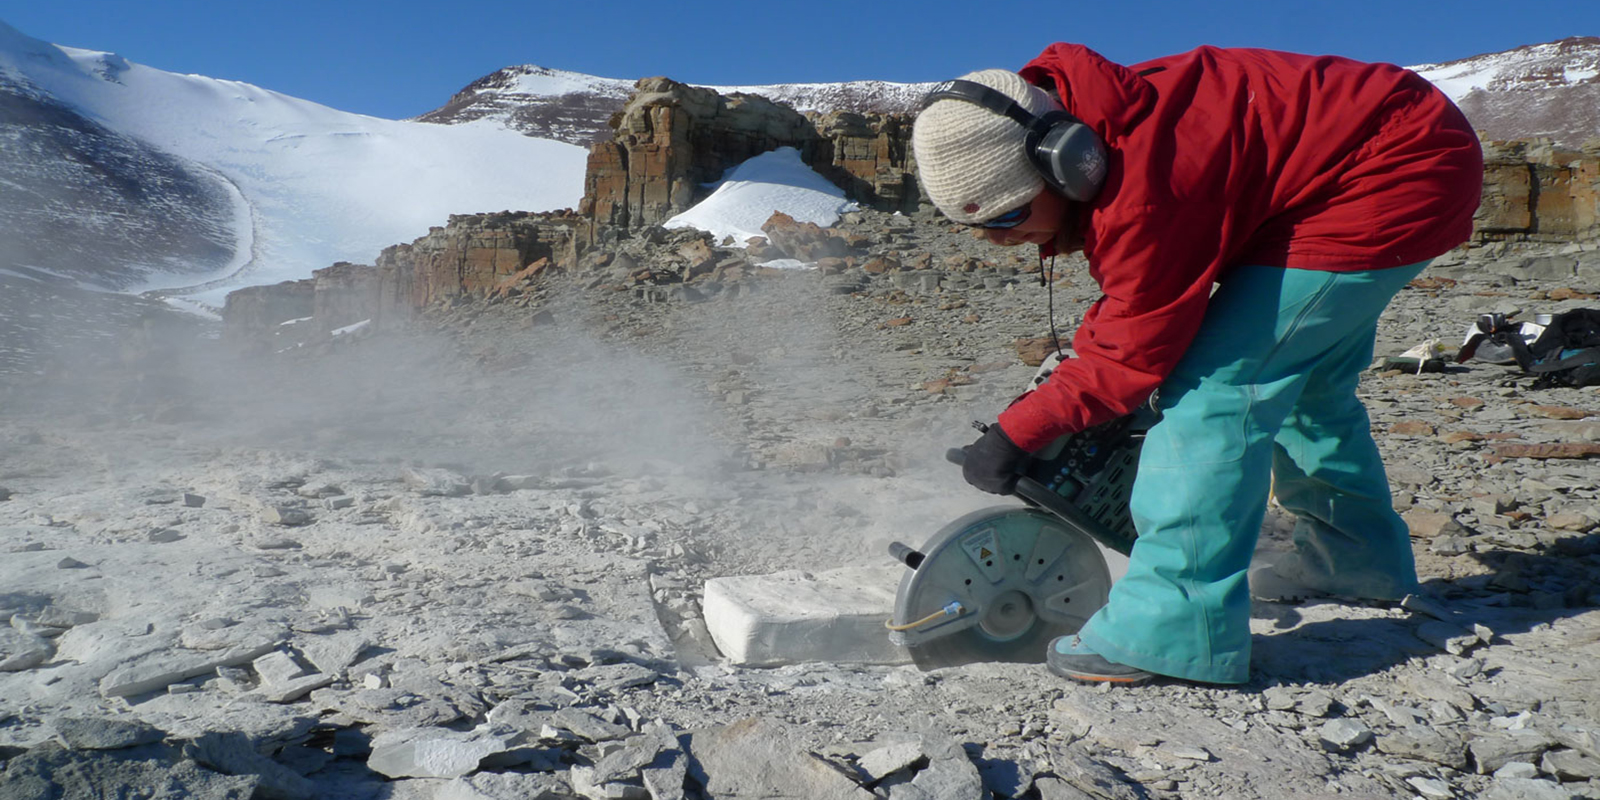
left=7, top=0, right=1597, bottom=120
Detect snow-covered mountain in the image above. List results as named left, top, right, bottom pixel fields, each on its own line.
left=426, top=41, right=1600, bottom=151
left=415, top=64, right=936, bottom=145
left=0, top=20, right=586, bottom=302
left=1410, top=36, right=1600, bottom=148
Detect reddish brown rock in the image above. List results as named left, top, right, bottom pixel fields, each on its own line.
left=492, top=257, right=551, bottom=299
left=1449, top=397, right=1487, bottom=410
left=760, top=212, right=857, bottom=262
left=677, top=240, right=718, bottom=281
left=1015, top=337, right=1066, bottom=367
left=1390, top=421, right=1438, bottom=437
left=1408, top=276, right=1459, bottom=290
left=815, top=257, right=849, bottom=275
left=1528, top=405, right=1594, bottom=420
left=882, top=317, right=913, bottom=328
left=1491, top=443, right=1600, bottom=459
left=1547, top=287, right=1599, bottom=300
left=923, top=373, right=976, bottom=394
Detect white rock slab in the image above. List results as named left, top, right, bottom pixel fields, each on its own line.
left=702, top=566, right=908, bottom=667
left=368, top=725, right=530, bottom=780
left=99, top=638, right=282, bottom=698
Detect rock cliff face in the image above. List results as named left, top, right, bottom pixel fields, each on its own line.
left=376, top=210, right=583, bottom=309
left=224, top=212, right=583, bottom=342
left=579, top=77, right=917, bottom=237
left=808, top=110, right=919, bottom=215
left=221, top=280, right=314, bottom=342
left=1476, top=140, right=1600, bottom=243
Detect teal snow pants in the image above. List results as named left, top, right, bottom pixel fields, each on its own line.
left=1076, top=261, right=1428, bottom=684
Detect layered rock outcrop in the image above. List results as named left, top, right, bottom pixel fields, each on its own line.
left=1475, top=140, right=1600, bottom=243
left=579, top=77, right=917, bottom=238
left=376, top=210, right=583, bottom=309
left=580, top=79, right=817, bottom=235
left=224, top=212, right=582, bottom=342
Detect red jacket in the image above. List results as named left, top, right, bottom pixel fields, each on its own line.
left=997, top=44, right=1483, bottom=451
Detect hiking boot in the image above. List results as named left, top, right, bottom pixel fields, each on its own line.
left=1249, top=553, right=1410, bottom=604
left=1046, top=636, right=1153, bottom=685
left=1247, top=560, right=1331, bottom=603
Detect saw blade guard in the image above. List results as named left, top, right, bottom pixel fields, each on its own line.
left=890, top=506, right=1111, bottom=669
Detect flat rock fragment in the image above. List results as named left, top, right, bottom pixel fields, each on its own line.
left=1374, top=726, right=1469, bottom=769
left=1416, top=620, right=1479, bottom=655
left=0, top=626, right=53, bottom=671
left=1047, top=745, right=1141, bottom=800
left=1318, top=718, right=1373, bottom=751
left=436, top=772, right=574, bottom=800
left=642, top=745, right=690, bottom=800
left=687, top=717, right=873, bottom=800
left=53, top=717, right=166, bottom=750
left=184, top=730, right=317, bottom=800
left=858, top=740, right=924, bottom=781
left=1469, top=730, right=1560, bottom=775
left=570, top=763, right=651, bottom=799
left=367, top=725, right=528, bottom=780
left=547, top=708, right=631, bottom=743
left=99, top=638, right=282, bottom=698
left=299, top=632, right=371, bottom=676
left=1483, top=776, right=1574, bottom=800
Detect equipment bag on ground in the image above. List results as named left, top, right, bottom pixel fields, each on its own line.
left=1507, top=308, right=1600, bottom=388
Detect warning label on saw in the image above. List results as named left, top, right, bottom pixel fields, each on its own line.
left=960, top=527, right=1004, bottom=582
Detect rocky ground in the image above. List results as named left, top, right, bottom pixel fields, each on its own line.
left=1, top=208, right=1599, bottom=799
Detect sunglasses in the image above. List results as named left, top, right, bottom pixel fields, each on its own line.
left=977, top=204, right=1032, bottom=230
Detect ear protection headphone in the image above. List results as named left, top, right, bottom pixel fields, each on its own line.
left=921, top=79, right=1108, bottom=204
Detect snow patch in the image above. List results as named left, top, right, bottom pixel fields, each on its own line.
left=332, top=319, right=371, bottom=337
left=664, top=147, right=855, bottom=247
left=756, top=259, right=813, bottom=270
left=162, top=297, right=223, bottom=321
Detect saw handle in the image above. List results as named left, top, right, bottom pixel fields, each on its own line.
left=945, top=447, right=1133, bottom=557
left=887, top=541, right=925, bottom=569
left=940, top=444, right=1043, bottom=499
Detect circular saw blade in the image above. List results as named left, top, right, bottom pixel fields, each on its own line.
left=894, top=506, right=1111, bottom=670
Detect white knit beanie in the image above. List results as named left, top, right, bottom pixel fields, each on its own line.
left=913, top=69, right=1058, bottom=224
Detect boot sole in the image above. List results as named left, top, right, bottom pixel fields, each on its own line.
left=1047, top=660, right=1154, bottom=684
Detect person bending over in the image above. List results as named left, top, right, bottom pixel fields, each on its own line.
left=911, top=43, right=1481, bottom=685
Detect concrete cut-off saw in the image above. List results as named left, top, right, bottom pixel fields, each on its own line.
left=886, top=353, right=1156, bottom=670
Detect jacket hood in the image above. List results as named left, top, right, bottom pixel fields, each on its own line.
left=1019, top=43, right=1159, bottom=150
